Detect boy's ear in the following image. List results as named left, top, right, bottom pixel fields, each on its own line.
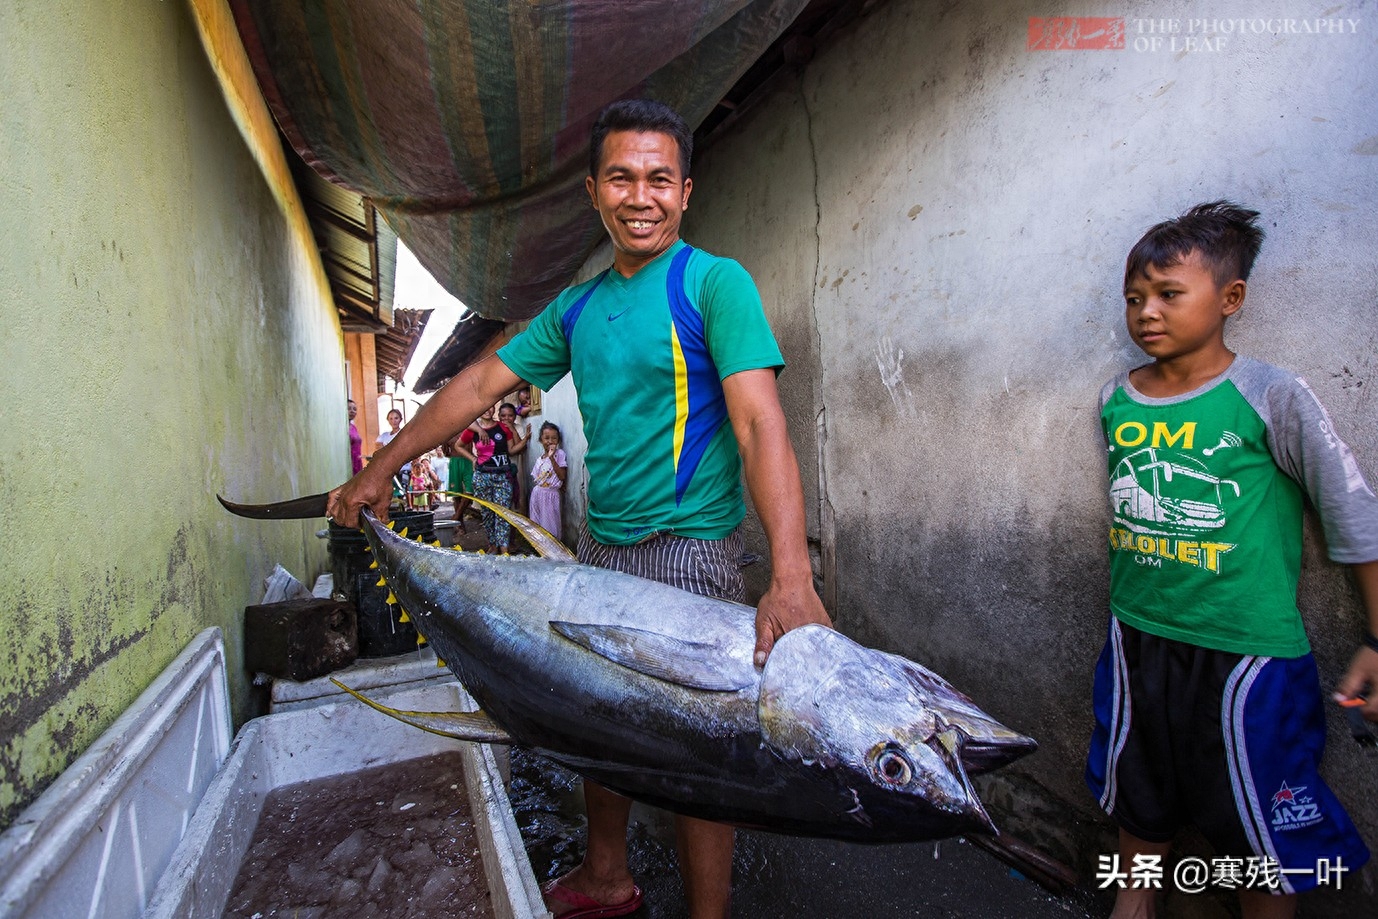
left=1221, top=279, right=1247, bottom=317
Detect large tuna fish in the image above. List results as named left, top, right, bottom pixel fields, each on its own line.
left=346, top=504, right=1036, bottom=843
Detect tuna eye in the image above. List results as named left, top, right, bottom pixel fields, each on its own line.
left=871, top=747, right=914, bottom=786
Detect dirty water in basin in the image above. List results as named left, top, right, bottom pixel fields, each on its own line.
left=508, top=747, right=1097, bottom=919
left=223, top=752, right=493, bottom=919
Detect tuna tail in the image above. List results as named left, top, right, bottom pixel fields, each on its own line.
left=330, top=679, right=514, bottom=744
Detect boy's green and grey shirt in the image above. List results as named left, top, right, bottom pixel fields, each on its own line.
left=1100, top=355, right=1378, bottom=657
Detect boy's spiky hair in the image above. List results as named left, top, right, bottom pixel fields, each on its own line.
left=1125, top=201, right=1265, bottom=288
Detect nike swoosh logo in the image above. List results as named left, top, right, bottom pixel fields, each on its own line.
left=607, top=308, right=629, bottom=322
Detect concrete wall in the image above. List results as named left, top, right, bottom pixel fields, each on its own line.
left=0, top=0, right=345, bottom=829
left=683, top=0, right=1377, bottom=912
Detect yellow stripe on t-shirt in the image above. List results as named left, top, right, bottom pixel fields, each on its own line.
left=671, top=322, right=688, bottom=471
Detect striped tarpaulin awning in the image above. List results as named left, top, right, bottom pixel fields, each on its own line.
left=231, top=0, right=808, bottom=321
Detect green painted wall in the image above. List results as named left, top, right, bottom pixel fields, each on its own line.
left=0, top=1, right=347, bottom=828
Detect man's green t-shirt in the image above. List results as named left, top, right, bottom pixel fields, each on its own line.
left=498, top=240, right=784, bottom=545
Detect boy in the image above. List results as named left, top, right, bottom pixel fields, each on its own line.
left=1085, top=202, right=1378, bottom=918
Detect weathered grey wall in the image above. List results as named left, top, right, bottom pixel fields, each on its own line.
left=684, top=0, right=1378, bottom=912
left=0, top=0, right=344, bottom=828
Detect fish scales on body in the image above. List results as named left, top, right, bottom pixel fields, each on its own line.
left=351, top=504, right=1036, bottom=843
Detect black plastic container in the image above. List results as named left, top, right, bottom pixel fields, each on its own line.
left=327, top=510, right=434, bottom=657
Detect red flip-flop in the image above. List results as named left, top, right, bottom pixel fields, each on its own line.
left=541, top=878, right=643, bottom=919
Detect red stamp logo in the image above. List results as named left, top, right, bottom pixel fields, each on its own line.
left=1028, top=17, right=1126, bottom=50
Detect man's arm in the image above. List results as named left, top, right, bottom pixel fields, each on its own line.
left=722, top=368, right=832, bottom=667
left=1336, top=559, right=1378, bottom=722
left=327, top=354, right=521, bottom=526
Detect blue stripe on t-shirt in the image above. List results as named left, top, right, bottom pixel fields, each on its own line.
left=561, top=271, right=608, bottom=343
left=666, top=245, right=729, bottom=506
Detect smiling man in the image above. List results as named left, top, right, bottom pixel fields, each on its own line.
left=327, top=99, right=830, bottom=919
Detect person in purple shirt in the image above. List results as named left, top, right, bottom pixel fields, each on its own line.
left=347, top=399, right=363, bottom=474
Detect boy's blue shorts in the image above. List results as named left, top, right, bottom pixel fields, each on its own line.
left=1086, top=618, right=1370, bottom=893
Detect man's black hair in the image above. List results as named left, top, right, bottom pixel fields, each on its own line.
left=589, top=99, right=692, bottom=179
left=1125, top=201, right=1265, bottom=288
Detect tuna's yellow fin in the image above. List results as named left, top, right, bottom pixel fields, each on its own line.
left=330, top=679, right=513, bottom=744
left=460, top=493, right=576, bottom=561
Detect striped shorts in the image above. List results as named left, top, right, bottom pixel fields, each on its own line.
left=576, top=527, right=747, bottom=603
left=1085, top=618, right=1370, bottom=892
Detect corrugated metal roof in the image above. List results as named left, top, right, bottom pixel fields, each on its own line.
left=284, top=138, right=423, bottom=390
left=374, top=307, right=430, bottom=390
left=289, top=151, right=398, bottom=333
left=412, top=315, right=507, bottom=394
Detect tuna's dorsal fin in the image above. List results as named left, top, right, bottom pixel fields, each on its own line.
left=330, top=678, right=514, bottom=744
left=455, top=492, right=575, bottom=561
left=550, top=621, right=756, bottom=692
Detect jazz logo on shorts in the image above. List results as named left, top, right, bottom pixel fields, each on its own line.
left=1271, top=781, right=1323, bottom=831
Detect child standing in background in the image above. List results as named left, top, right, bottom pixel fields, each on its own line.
left=529, top=422, right=568, bottom=541
left=1086, top=202, right=1376, bottom=919
left=408, top=455, right=438, bottom=511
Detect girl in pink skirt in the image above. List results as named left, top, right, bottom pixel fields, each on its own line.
left=529, top=422, right=567, bottom=541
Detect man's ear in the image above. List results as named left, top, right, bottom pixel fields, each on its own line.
left=681, top=177, right=692, bottom=212
left=586, top=175, right=597, bottom=208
